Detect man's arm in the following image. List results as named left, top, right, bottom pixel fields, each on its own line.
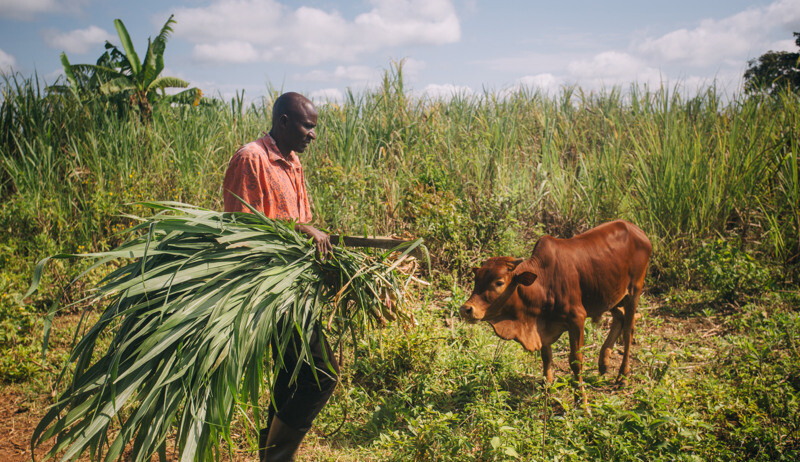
left=296, top=224, right=332, bottom=260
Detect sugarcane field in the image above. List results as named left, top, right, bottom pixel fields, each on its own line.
left=2, top=12, right=800, bottom=460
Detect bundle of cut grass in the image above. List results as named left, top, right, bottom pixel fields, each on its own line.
left=26, top=201, right=424, bottom=462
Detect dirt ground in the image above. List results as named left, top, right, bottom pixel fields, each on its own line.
left=0, top=388, right=50, bottom=462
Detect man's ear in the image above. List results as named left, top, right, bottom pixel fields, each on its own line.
left=513, top=271, right=537, bottom=286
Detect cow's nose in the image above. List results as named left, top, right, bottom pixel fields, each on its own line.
left=459, top=304, right=473, bottom=319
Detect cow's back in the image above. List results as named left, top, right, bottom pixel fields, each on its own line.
left=527, top=220, right=651, bottom=320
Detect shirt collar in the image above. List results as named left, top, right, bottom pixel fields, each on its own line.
left=260, top=133, right=301, bottom=168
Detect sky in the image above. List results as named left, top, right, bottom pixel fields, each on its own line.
left=1, top=0, right=799, bottom=103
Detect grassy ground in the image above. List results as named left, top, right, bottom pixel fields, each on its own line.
left=1, top=66, right=799, bottom=460
left=1, top=286, right=798, bottom=461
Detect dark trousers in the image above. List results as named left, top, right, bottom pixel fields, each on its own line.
left=268, top=325, right=339, bottom=433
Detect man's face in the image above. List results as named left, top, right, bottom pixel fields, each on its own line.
left=283, top=102, right=318, bottom=153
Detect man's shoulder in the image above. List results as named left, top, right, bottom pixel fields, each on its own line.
left=233, top=138, right=269, bottom=160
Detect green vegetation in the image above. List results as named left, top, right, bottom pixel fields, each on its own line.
left=1, top=63, right=798, bottom=460
left=27, top=203, right=420, bottom=462
left=744, top=31, right=800, bottom=95
left=49, top=15, right=201, bottom=119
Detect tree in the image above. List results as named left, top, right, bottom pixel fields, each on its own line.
left=50, top=15, right=201, bottom=119
left=744, top=32, right=800, bottom=95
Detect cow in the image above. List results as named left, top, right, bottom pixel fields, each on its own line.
left=459, top=220, right=651, bottom=407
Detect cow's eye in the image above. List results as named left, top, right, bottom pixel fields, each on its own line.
left=494, top=280, right=504, bottom=288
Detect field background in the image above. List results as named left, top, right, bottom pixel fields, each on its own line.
left=1, top=65, right=799, bottom=461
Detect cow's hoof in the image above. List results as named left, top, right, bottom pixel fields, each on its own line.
left=598, top=364, right=608, bottom=376
left=572, top=396, right=592, bottom=415
left=615, top=376, right=629, bottom=388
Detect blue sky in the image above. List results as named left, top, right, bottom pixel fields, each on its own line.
left=1, top=0, right=799, bottom=102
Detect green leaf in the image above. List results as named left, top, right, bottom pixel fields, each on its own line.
left=147, top=76, right=190, bottom=93
left=28, top=201, right=425, bottom=461
left=58, top=53, right=79, bottom=96
left=100, top=76, right=136, bottom=95
left=142, top=15, right=174, bottom=86
left=114, top=18, right=141, bottom=77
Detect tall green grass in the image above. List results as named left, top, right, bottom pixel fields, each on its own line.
left=1, top=65, right=797, bottom=305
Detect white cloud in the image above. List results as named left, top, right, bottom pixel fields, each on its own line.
left=502, top=53, right=665, bottom=96
left=0, top=0, right=88, bottom=20
left=398, top=57, right=426, bottom=81
left=766, top=38, right=799, bottom=53
left=417, top=83, right=473, bottom=101
left=0, top=0, right=58, bottom=20
left=474, top=49, right=583, bottom=76
left=193, top=41, right=262, bottom=63
left=569, top=52, right=661, bottom=83
left=481, top=0, right=799, bottom=97
left=513, top=73, right=562, bottom=95
left=43, top=26, right=113, bottom=54
left=496, top=73, right=565, bottom=100
left=637, top=0, right=800, bottom=67
left=679, top=69, right=745, bottom=97
left=308, top=88, right=344, bottom=103
left=353, top=0, right=460, bottom=47
left=298, top=65, right=381, bottom=83
left=169, top=0, right=460, bottom=65
left=0, top=48, right=17, bottom=72
left=565, top=52, right=664, bottom=93
left=180, top=78, right=266, bottom=105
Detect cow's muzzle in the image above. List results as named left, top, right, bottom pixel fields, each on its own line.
left=459, top=304, right=478, bottom=322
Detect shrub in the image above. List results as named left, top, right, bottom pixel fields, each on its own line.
left=689, top=239, right=777, bottom=300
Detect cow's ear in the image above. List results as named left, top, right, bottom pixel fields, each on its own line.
left=471, top=267, right=479, bottom=276
left=513, top=271, right=538, bottom=286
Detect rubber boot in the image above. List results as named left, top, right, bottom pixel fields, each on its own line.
left=261, top=417, right=308, bottom=462
left=258, top=427, right=270, bottom=462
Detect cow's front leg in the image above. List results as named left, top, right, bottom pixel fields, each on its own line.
left=567, top=315, right=588, bottom=410
left=541, top=345, right=554, bottom=384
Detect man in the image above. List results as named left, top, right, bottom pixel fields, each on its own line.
left=222, top=92, right=338, bottom=462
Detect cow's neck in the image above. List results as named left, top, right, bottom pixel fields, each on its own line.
left=488, top=310, right=543, bottom=352
left=485, top=259, right=549, bottom=352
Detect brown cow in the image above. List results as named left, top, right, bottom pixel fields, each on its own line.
left=459, top=220, right=651, bottom=406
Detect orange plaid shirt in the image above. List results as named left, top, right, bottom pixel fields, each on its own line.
left=222, top=134, right=312, bottom=222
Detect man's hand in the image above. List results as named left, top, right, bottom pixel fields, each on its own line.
left=296, top=224, right=333, bottom=260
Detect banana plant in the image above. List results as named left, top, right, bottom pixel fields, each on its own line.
left=50, top=15, right=201, bottom=119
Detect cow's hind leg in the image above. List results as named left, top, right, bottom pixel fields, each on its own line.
left=599, top=306, right=625, bottom=375
left=617, top=288, right=641, bottom=386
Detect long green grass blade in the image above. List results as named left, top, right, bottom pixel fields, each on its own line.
left=29, top=201, right=423, bottom=461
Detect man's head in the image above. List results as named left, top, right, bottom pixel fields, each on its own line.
left=270, top=92, right=318, bottom=157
